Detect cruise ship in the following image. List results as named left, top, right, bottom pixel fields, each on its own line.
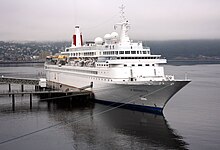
left=45, top=5, right=190, bottom=114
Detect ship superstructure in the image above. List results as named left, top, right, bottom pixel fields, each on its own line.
left=45, top=5, right=190, bottom=114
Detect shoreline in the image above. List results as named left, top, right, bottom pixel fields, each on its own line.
left=167, top=59, right=220, bottom=65
left=168, top=59, right=220, bottom=62
left=0, top=59, right=220, bottom=65
left=0, top=61, right=44, bottom=64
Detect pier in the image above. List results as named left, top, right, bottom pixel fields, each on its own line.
left=0, top=76, right=46, bottom=92
left=0, top=76, right=93, bottom=111
left=0, top=76, right=40, bottom=85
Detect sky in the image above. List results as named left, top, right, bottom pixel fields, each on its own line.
left=0, top=0, right=220, bottom=41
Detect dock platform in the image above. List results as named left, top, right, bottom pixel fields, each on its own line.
left=0, top=76, right=40, bottom=85
left=0, top=76, right=93, bottom=111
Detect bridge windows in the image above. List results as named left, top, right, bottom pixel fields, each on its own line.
left=131, top=51, right=136, bottom=54
left=119, top=51, right=124, bottom=54
left=125, top=51, right=130, bottom=54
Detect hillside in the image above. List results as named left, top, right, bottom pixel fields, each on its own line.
left=143, top=39, right=220, bottom=60
left=1, top=39, right=220, bottom=62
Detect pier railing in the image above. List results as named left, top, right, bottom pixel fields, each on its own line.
left=0, top=77, right=40, bottom=85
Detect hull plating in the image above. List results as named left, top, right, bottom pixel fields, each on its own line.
left=45, top=67, right=190, bottom=113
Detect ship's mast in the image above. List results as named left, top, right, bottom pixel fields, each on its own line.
left=119, top=4, right=126, bottom=22
left=114, top=4, right=130, bottom=45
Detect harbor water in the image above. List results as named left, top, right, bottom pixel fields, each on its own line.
left=0, top=63, right=220, bottom=149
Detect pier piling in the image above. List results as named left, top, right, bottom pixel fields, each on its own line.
left=30, top=94, right=32, bottom=110
left=21, top=84, right=24, bottom=96
left=12, top=94, right=15, bottom=111
left=9, top=84, right=11, bottom=92
left=9, top=84, right=11, bottom=97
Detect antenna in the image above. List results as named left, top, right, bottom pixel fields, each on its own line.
left=119, top=4, right=126, bottom=22
left=114, top=3, right=131, bottom=45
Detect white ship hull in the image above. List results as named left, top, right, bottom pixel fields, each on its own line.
left=45, top=65, right=190, bottom=114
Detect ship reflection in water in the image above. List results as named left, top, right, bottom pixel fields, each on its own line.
left=45, top=100, right=188, bottom=150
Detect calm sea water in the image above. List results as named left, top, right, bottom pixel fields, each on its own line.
left=0, top=63, right=220, bottom=150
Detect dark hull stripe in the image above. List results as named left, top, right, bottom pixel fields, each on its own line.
left=94, top=99, right=163, bottom=115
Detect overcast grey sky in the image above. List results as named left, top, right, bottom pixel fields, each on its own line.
left=0, top=0, right=220, bottom=41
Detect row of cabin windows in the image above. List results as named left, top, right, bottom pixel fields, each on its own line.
left=90, top=76, right=113, bottom=82
left=67, top=50, right=150, bottom=57
left=47, top=66, right=98, bottom=74
left=97, top=64, right=109, bottom=67
left=106, top=50, right=150, bottom=55
left=124, top=64, right=154, bottom=67
left=70, top=52, right=96, bottom=57
left=103, top=51, right=118, bottom=55
left=117, top=57, right=160, bottom=59
left=96, top=63, right=153, bottom=67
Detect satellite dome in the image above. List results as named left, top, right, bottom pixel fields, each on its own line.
left=111, top=32, right=119, bottom=39
left=104, top=34, right=111, bottom=40
left=94, top=37, right=103, bottom=45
